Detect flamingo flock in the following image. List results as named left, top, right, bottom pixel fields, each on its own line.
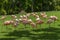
left=0, top=12, right=58, bottom=30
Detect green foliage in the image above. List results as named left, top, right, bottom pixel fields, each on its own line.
left=0, top=8, right=7, bottom=15
left=0, top=0, right=60, bottom=15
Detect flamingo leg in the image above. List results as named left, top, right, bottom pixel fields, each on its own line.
left=54, top=21, right=55, bottom=27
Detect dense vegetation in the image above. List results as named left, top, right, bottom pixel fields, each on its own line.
left=0, top=0, right=60, bottom=15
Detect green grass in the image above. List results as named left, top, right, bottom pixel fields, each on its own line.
left=0, top=11, right=60, bottom=40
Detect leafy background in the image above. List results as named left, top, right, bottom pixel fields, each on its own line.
left=0, top=0, right=60, bottom=15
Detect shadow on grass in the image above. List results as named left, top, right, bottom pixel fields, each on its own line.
left=30, top=33, right=60, bottom=40
left=5, top=30, right=32, bottom=37
left=32, top=27, right=60, bottom=33
left=5, top=27, right=60, bottom=40
left=0, top=38, right=16, bottom=40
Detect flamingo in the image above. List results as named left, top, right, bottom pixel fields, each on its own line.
left=36, top=18, right=44, bottom=27
left=35, top=15, right=39, bottom=18
left=3, top=20, right=12, bottom=31
left=11, top=15, right=17, bottom=19
left=40, top=12, right=47, bottom=18
left=26, top=13, right=31, bottom=18
left=30, top=22, right=36, bottom=28
left=49, top=16, right=58, bottom=26
left=47, top=19, right=54, bottom=27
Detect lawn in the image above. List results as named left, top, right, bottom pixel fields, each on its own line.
left=0, top=11, right=60, bottom=40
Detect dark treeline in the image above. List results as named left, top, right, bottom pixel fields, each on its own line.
left=0, top=0, right=60, bottom=15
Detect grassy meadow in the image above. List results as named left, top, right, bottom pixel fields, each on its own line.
left=0, top=11, right=60, bottom=40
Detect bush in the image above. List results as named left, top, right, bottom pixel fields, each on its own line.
left=0, top=0, right=60, bottom=15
